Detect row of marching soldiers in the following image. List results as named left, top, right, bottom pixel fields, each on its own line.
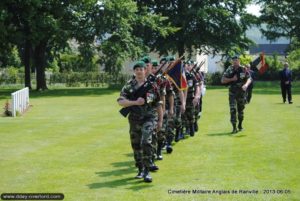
left=117, top=55, right=205, bottom=183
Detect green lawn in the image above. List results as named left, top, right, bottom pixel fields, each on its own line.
left=0, top=82, right=299, bottom=201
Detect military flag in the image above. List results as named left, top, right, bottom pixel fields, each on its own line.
left=251, top=52, right=269, bottom=74
left=164, top=59, right=187, bottom=90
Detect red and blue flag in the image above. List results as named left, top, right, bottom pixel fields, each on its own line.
left=252, top=52, right=269, bottom=74
left=164, top=59, right=187, bottom=90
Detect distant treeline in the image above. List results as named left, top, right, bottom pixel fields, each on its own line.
left=1, top=68, right=300, bottom=88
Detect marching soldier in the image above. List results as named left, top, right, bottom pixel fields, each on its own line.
left=141, top=56, right=160, bottom=171
left=193, top=69, right=205, bottom=132
left=221, top=55, right=252, bottom=134
left=117, top=60, right=163, bottom=182
left=159, top=57, right=175, bottom=154
left=183, top=61, right=201, bottom=136
left=165, top=56, right=186, bottom=142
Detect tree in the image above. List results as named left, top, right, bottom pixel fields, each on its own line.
left=258, top=0, right=300, bottom=44
left=135, top=0, right=256, bottom=57
left=93, top=0, right=176, bottom=75
left=0, top=0, right=100, bottom=90
left=1, top=0, right=174, bottom=88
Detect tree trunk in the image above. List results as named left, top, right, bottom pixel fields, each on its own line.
left=177, top=42, right=185, bottom=57
left=34, top=40, right=48, bottom=91
left=177, top=0, right=185, bottom=57
left=24, top=39, right=32, bottom=89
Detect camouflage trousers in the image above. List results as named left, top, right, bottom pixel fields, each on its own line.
left=157, top=113, right=168, bottom=145
left=182, top=100, right=195, bottom=127
left=165, top=112, right=175, bottom=144
left=229, top=90, right=246, bottom=124
left=173, top=103, right=182, bottom=129
left=129, top=117, right=155, bottom=169
left=194, top=97, right=202, bottom=121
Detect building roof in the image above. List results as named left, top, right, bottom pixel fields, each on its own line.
left=249, top=44, right=289, bottom=55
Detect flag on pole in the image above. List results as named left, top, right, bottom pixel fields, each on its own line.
left=251, top=52, right=269, bottom=74
left=164, top=59, right=187, bottom=90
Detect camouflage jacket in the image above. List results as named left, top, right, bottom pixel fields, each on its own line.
left=223, top=65, right=251, bottom=92
left=120, top=78, right=161, bottom=119
left=186, top=71, right=199, bottom=100
left=155, top=74, right=168, bottom=97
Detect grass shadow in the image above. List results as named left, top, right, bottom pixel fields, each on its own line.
left=111, top=160, right=134, bottom=168
left=95, top=167, right=135, bottom=177
left=87, top=177, right=136, bottom=189
left=232, top=134, right=247, bottom=138
left=95, top=161, right=135, bottom=177
left=206, top=132, right=233, bottom=136
left=124, top=153, right=133, bottom=158
left=88, top=160, right=153, bottom=191
left=87, top=177, right=153, bottom=191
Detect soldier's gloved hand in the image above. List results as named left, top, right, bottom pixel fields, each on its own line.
left=242, top=84, right=248, bottom=91
left=135, top=97, right=145, bottom=105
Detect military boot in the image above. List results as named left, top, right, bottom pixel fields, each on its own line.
left=156, top=143, right=163, bottom=160
left=135, top=166, right=144, bottom=179
left=185, top=126, right=190, bottom=136
left=231, top=123, right=238, bottom=134
left=175, top=128, right=180, bottom=142
left=238, top=121, right=243, bottom=131
left=149, top=162, right=159, bottom=172
left=190, top=124, right=195, bottom=137
left=194, top=122, right=198, bottom=132
left=166, top=135, right=173, bottom=153
left=166, top=145, right=173, bottom=153
left=143, top=168, right=152, bottom=183
left=179, top=127, right=184, bottom=140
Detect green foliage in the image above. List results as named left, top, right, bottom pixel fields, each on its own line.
left=136, top=0, right=256, bottom=56
left=96, top=0, right=173, bottom=75
left=259, top=0, right=300, bottom=43
left=287, top=48, right=300, bottom=70
left=206, top=72, right=223, bottom=85
left=0, top=46, right=22, bottom=68
left=0, top=66, right=20, bottom=84
left=239, top=54, right=252, bottom=66
left=49, top=72, right=131, bottom=87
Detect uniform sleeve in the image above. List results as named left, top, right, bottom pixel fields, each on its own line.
left=223, top=67, right=232, bottom=78
left=119, top=84, right=131, bottom=100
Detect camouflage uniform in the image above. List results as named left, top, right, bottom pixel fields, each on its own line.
left=152, top=74, right=167, bottom=160
left=193, top=71, right=205, bottom=132
left=173, top=85, right=184, bottom=141
left=182, top=71, right=199, bottom=136
left=119, top=78, right=161, bottom=171
left=222, top=65, right=251, bottom=131
left=164, top=79, right=175, bottom=153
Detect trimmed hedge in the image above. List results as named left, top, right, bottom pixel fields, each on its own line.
left=0, top=71, right=131, bottom=87
left=1, top=69, right=300, bottom=87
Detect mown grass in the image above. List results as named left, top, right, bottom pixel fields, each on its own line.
left=0, top=82, right=299, bottom=201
